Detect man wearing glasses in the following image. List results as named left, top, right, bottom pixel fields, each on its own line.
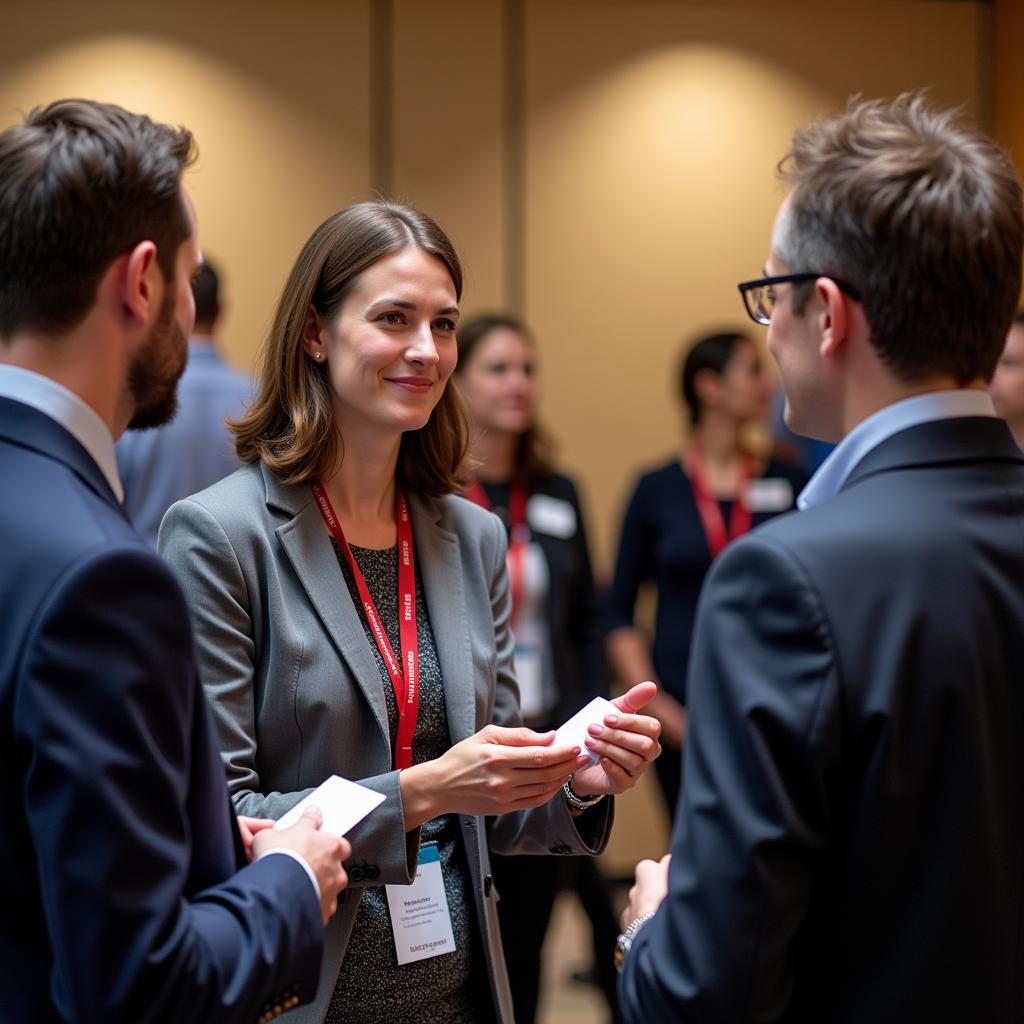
left=617, top=93, right=1024, bottom=1023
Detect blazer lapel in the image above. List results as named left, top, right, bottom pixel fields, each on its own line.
left=265, top=467, right=392, bottom=754
left=411, top=494, right=477, bottom=744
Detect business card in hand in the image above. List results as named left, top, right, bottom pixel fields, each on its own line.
left=553, top=696, right=618, bottom=764
left=274, top=775, right=386, bottom=837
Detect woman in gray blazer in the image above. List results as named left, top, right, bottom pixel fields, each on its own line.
left=160, top=201, right=660, bottom=1024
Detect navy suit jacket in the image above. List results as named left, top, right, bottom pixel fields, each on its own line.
left=620, top=416, right=1024, bottom=1022
left=0, top=397, right=324, bottom=1023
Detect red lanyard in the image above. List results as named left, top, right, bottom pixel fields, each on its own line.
left=463, top=479, right=528, bottom=623
left=684, top=447, right=756, bottom=560
left=312, top=482, right=419, bottom=770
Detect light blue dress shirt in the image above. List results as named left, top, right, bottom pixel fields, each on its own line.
left=116, top=339, right=253, bottom=547
left=798, top=389, right=997, bottom=511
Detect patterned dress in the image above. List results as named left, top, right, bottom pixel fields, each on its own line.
left=324, top=542, right=493, bottom=1024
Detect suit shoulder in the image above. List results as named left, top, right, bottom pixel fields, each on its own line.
left=625, top=458, right=685, bottom=500
left=176, top=460, right=264, bottom=510
left=162, top=462, right=269, bottom=536
left=1, top=448, right=146, bottom=579
left=532, top=471, right=581, bottom=505
left=12, top=538, right=189, bottom=678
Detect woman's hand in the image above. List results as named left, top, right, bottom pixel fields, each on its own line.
left=401, top=725, right=587, bottom=829
left=570, top=681, right=662, bottom=797
left=237, top=815, right=276, bottom=862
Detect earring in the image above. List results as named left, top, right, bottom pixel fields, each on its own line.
left=313, top=351, right=323, bottom=361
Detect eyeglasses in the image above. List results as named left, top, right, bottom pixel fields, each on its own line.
left=737, top=273, right=862, bottom=326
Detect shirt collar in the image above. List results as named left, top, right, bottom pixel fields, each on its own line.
left=798, top=389, right=996, bottom=511
left=0, top=364, right=124, bottom=503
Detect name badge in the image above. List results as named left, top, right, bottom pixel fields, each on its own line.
left=385, top=844, right=456, bottom=965
left=527, top=494, right=577, bottom=538
left=744, top=477, right=794, bottom=514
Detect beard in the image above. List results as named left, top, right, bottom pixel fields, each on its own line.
left=125, top=282, right=189, bottom=431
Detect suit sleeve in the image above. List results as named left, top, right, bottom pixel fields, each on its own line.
left=15, top=544, right=323, bottom=1023
left=482, top=513, right=613, bottom=857
left=619, top=535, right=841, bottom=1023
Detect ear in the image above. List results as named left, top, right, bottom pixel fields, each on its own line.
left=692, top=366, right=723, bottom=407
left=121, top=240, right=160, bottom=327
left=815, top=277, right=850, bottom=361
left=300, top=304, right=327, bottom=364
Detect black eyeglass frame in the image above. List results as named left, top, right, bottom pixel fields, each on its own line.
left=737, top=273, right=862, bottom=326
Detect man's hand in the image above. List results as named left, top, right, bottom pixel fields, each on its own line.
left=622, top=853, right=671, bottom=929
left=253, top=806, right=350, bottom=925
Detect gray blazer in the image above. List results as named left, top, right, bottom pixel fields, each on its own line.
left=160, top=461, right=612, bottom=1024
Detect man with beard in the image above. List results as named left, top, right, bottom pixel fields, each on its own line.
left=0, top=99, right=350, bottom=1023
left=117, top=258, right=253, bottom=547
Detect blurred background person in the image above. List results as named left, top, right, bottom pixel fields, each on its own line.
left=116, top=256, right=252, bottom=546
left=606, top=330, right=807, bottom=815
left=988, top=310, right=1024, bottom=450
left=456, top=313, right=623, bottom=1024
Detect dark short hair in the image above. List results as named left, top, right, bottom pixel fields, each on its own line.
left=0, top=98, right=195, bottom=340
left=776, top=92, right=1024, bottom=384
left=680, top=331, right=751, bottom=424
left=455, top=312, right=556, bottom=483
left=191, top=259, right=220, bottom=329
left=233, top=200, right=468, bottom=496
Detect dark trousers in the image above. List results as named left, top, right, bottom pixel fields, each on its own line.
left=491, top=852, right=622, bottom=1024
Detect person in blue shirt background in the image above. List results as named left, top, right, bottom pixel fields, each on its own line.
left=116, top=256, right=252, bottom=546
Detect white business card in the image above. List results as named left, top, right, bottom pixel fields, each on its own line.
left=553, top=696, right=618, bottom=764
left=274, top=774, right=386, bottom=837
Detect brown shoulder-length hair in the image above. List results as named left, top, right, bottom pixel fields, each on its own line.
left=454, top=312, right=556, bottom=485
left=232, top=200, right=469, bottom=496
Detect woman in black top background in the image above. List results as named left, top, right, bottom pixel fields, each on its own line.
left=607, top=331, right=807, bottom=815
left=456, top=313, right=622, bottom=1024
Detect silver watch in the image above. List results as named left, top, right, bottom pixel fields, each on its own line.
left=562, top=775, right=605, bottom=812
left=614, top=911, right=656, bottom=972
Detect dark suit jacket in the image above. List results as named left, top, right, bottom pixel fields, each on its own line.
left=620, top=416, right=1024, bottom=1023
left=0, top=397, right=324, bottom=1023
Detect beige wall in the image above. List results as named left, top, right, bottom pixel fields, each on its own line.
left=994, top=0, right=1024, bottom=212
left=0, top=0, right=372, bottom=374
left=0, top=0, right=988, bottom=578
left=523, top=0, right=986, bottom=577
left=0, top=0, right=991, bottom=866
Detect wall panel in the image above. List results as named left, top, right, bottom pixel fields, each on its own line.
left=0, top=0, right=371, bottom=370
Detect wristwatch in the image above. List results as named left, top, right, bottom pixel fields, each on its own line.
left=614, top=911, right=656, bottom=972
left=561, top=775, right=605, bottom=813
